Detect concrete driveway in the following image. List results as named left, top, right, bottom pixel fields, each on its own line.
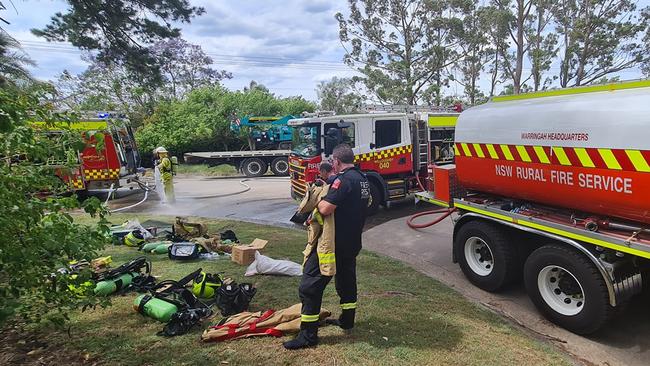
left=105, top=175, right=649, bottom=366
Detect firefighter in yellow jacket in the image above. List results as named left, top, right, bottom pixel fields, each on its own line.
left=284, top=144, right=370, bottom=350
left=155, top=147, right=175, bottom=204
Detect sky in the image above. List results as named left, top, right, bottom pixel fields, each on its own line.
left=2, top=0, right=649, bottom=101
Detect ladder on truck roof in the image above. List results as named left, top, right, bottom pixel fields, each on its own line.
left=360, top=104, right=458, bottom=114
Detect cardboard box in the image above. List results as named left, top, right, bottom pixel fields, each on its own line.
left=231, top=239, right=268, bottom=265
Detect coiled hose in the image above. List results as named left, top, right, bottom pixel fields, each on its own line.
left=407, top=174, right=457, bottom=229
left=406, top=207, right=457, bottom=229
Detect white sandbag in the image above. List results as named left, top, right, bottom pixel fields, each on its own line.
left=245, top=251, right=302, bottom=277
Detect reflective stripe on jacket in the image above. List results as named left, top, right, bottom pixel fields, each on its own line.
left=298, top=184, right=336, bottom=276
left=158, top=157, right=173, bottom=182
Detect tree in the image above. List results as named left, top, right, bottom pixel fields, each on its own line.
left=525, top=0, right=558, bottom=91
left=641, top=7, right=650, bottom=77
left=336, top=0, right=466, bottom=105
left=135, top=86, right=316, bottom=159
left=0, top=30, right=34, bottom=86
left=53, top=56, right=159, bottom=126
left=316, top=77, right=363, bottom=114
left=493, top=0, right=535, bottom=95
left=553, top=0, right=645, bottom=87
left=243, top=80, right=270, bottom=93
left=151, top=38, right=232, bottom=99
left=32, top=0, right=204, bottom=81
left=479, top=6, right=511, bottom=97
left=456, top=3, right=491, bottom=105
left=53, top=40, right=229, bottom=126
left=0, top=85, right=109, bottom=326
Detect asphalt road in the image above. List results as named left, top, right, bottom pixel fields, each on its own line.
left=104, top=175, right=649, bottom=366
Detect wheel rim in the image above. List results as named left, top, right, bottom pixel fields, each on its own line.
left=275, top=161, right=288, bottom=173
left=248, top=162, right=262, bottom=175
left=464, top=237, right=494, bottom=276
left=537, top=265, right=585, bottom=316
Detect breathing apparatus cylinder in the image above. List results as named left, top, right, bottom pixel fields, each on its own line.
left=94, top=272, right=139, bottom=296
left=141, top=242, right=165, bottom=252
left=152, top=243, right=173, bottom=254
left=134, top=294, right=179, bottom=322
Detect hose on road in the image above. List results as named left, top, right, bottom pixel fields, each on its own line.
left=406, top=207, right=457, bottom=229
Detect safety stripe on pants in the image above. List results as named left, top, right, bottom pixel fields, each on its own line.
left=318, top=252, right=336, bottom=264
left=340, top=302, right=357, bottom=310
left=301, top=314, right=320, bottom=322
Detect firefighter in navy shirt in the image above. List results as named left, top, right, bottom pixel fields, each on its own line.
left=284, top=144, right=370, bottom=350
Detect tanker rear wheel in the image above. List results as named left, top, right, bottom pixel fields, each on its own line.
left=454, top=221, right=518, bottom=292
left=524, top=244, right=612, bottom=334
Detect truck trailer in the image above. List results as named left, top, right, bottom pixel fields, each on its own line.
left=416, top=80, right=650, bottom=334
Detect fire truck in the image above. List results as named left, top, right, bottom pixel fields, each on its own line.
left=35, top=112, right=142, bottom=193
left=415, top=80, right=650, bottom=334
left=287, top=107, right=460, bottom=214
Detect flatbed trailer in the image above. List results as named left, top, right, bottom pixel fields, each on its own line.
left=184, top=150, right=290, bottom=177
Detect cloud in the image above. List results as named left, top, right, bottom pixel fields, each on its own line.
left=304, top=1, right=333, bottom=14
left=6, top=0, right=354, bottom=100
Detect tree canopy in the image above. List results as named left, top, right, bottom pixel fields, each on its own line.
left=32, top=0, right=204, bottom=81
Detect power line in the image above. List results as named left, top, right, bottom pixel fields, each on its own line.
left=18, top=39, right=353, bottom=71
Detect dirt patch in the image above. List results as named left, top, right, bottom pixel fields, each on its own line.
left=0, top=325, right=98, bottom=366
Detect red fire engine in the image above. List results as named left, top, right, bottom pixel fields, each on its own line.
left=287, top=107, right=460, bottom=214
left=414, top=80, right=650, bottom=334
left=35, top=112, right=142, bottom=193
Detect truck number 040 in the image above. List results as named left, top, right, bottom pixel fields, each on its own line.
left=378, top=161, right=391, bottom=169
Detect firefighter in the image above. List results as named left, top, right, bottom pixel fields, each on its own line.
left=155, top=147, right=175, bottom=204
left=316, top=162, right=336, bottom=186
left=283, top=144, right=370, bottom=350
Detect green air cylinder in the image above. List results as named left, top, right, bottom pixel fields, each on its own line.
left=141, top=241, right=168, bottom=252
left=94, top=272, right=139, bottom=296
left=133, top=294, right=178, bottom=322
left=152, top=243, right=172, bottom=254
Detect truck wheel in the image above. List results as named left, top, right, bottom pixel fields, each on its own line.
left=454, top=221, right=518, bottom=292
left=241, top=158, right=267, bottom=177
left=366, top=181, right=381, bottom=216
left=523, top=244, right=612, bottom=334
left=270, top=157, right=289, bottom=176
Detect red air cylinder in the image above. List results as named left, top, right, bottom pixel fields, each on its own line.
left=454, top=83, right=650, bottom=225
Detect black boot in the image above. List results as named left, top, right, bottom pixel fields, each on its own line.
left=326, top=309, right=355, bottom=331
left=283, top=322, right=318, bottom=350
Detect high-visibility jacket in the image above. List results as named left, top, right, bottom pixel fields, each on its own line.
left=298, top=183, right=336, bottom=276
left=201, top=303, right=330, bottom=342
left=158, top=157, right=173, bottom=183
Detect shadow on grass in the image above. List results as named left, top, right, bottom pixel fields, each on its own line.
left=317, top=313, right=462, bottom=351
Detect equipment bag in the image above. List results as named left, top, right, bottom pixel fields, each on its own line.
left=220, top=230, right=239, bottom=243
left=192, top=271, right=223, bottom=299
left=168, top=242, right=201, bottom=260
left=216, top=282, right=257, bottom=316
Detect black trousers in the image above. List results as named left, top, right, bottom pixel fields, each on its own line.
left=299, top=252, right=357, bottom=320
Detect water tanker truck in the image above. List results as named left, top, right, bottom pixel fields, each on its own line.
left=415, top=80, right=650, bottom=334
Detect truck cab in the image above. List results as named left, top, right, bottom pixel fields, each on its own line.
left=288, top=109, right=459, bottom=214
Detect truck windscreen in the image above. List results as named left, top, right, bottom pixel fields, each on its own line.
left=291, top=124, right=320, bottom=158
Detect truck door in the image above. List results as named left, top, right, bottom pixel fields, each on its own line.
left=371, top=117, right=412, bottom=174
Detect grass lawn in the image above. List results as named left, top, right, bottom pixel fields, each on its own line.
left=19, top=214, right=571, bottom=366
left=175, top=164, right=239, bottom=177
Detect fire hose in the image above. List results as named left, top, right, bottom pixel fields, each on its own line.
left=406, top=174, right=457, bottom=229
left=407, top=207, right=457, bottom=229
